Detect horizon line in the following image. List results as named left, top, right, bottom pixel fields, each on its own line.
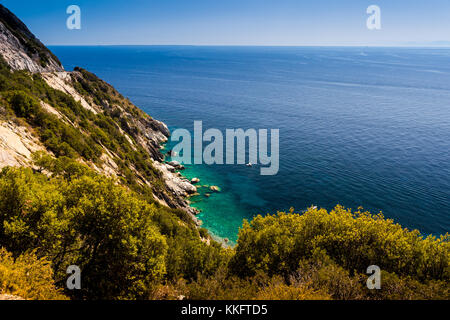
left=46, top=44, right=450, bottom=48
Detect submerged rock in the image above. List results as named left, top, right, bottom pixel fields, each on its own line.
left=210, top=186, right=221, bottom=192
left=191, top=177, right=200, bottom=184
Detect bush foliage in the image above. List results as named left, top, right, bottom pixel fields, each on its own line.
left=229, top=206, right=449, bottom=299
left=0, top=248, right=67, bottom=300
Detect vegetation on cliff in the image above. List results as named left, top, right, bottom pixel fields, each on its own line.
left=0, top=163, right=448, bottom=300
left=0, top=5, right=448, bottom=300
left=0, top=55, right=175, bottom=202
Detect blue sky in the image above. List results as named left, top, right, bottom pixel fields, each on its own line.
left=2, top=0, right=450, bottom=46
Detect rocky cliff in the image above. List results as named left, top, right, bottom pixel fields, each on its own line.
left=0, top=5, right=63, bottom=73
left=0, top=5, right=198, bottom=220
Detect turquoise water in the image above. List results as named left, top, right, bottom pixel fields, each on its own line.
left=162, top=132, right=266, bottom=243
left=51, top=46, right=450, bottom=241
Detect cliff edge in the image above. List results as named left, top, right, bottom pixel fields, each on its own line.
left=0, top=4, right=198, bottom=219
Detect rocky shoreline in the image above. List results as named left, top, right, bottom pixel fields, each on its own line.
left=156, top=145, right=226, bottom=229
left=152, top=157, right=201, bottom=223
left=158, top=146, right=232, bottom=244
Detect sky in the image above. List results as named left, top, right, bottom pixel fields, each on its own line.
left=2, top=0, right=450, bottom=46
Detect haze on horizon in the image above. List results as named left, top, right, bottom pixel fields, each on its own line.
left=3, top=0, right=450, bottom=47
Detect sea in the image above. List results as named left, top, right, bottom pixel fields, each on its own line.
left=50, top=46, right=450, bottom=242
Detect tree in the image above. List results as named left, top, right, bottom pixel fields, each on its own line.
left=0, top=167, right=168, bottom=299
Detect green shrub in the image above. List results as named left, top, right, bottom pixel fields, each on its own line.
left=7, top=90, right=40, bottom=118
left=0, top=248, right=67, bottom=300
left=231, top=206, right=449, bottom=282
left=0, top=167, right=168, bottom=299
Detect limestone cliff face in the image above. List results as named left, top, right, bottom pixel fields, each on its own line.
left=0, top=5, right=198, bottom=219
left=0, top=120, right=45, bottom=169
left=0, top=5, right=63, bottom=73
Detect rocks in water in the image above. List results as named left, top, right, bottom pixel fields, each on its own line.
left=166, top=165, right=176, bottom=173
left=180, top=181, right=197, bottom=194
left=200, top=186, right=220, bottom=197
left=210, top=185, right=221, bottom=192
left=167, top=160, right=185, bottom=170
left=153, top=161, right=197, bottom=196
left=191, top=177, right=200, bottom=184
left=178, top=180, right=197, bottom=194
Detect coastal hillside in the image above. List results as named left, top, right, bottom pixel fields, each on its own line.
left=0, top=4, right=227, bottom=299
left=0, top=5, right=198, bottom=217
left=0, top=5, right=448, bottom=300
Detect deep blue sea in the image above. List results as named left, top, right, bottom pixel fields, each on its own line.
left=50, top=46, right=450, bottom=241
